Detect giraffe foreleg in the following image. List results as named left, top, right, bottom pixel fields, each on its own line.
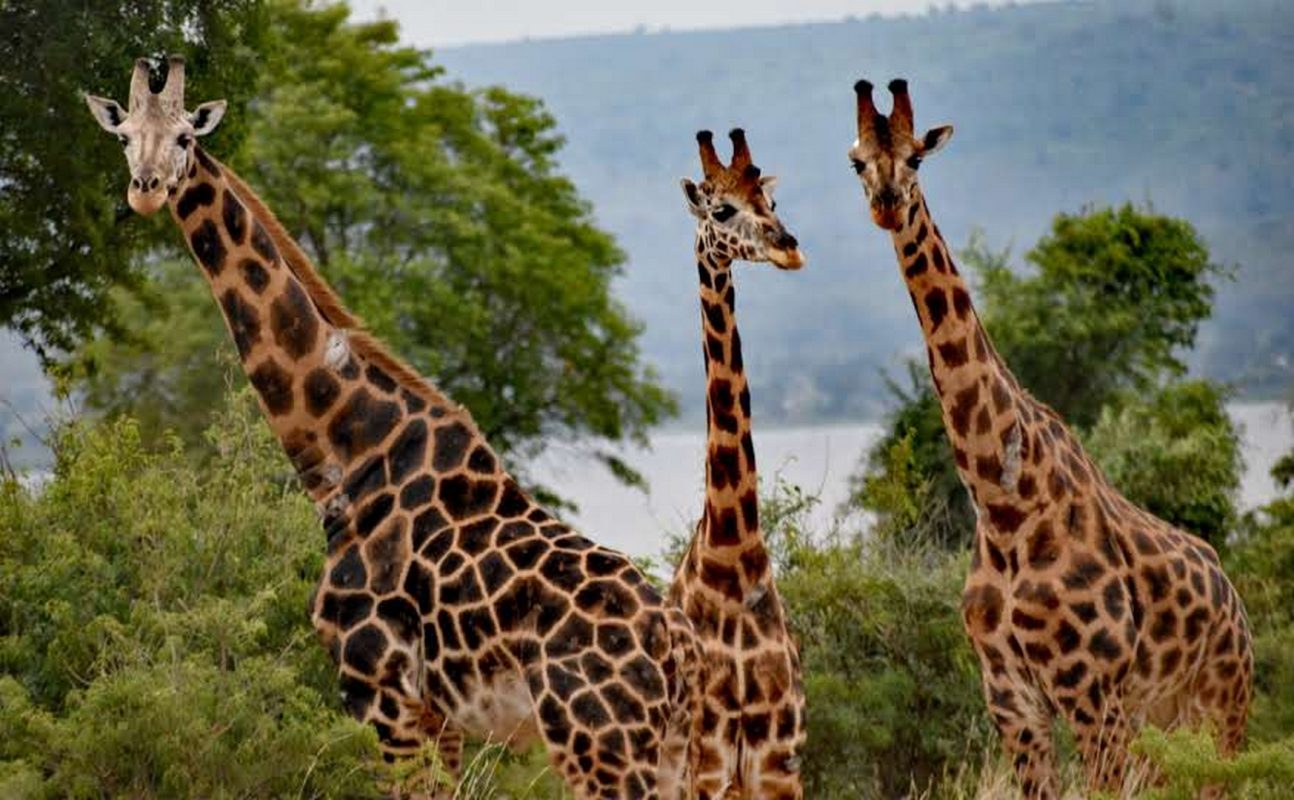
left=1064, top=680, right=1143, bottom=798
left=980, top=668, right=1059, bottom=800
left=963, top=566, right=1059, bottom=799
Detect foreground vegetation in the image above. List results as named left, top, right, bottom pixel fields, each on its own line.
left=2, top=397, right=1292, bottom=798
left=2, top=2, right=1292, bottom=798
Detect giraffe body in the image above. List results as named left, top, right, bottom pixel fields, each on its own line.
left=87, top=58, right=701, bottom=800
left=847, top=79, right=1253, bottom=798
left=674, top=130, right=806, bottom=799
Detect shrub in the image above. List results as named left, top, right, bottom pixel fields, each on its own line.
left=0, top=392, right=381, bottom=798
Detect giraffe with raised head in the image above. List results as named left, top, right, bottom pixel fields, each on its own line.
left=844, top=78, right=1252, bottom=798
left=675, top=128, right=806, bottom=799
left=86, top=56, right=703, bottom=800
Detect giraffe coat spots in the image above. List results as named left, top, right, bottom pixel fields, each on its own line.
left=433, top=421, right=472, bottom=471
left=270, top=280, right=319, bottom=360
left=219, top=289, right=260, bottom=359
left=250, top=219, right=277, bottom=263
left=222, top=188, right=247, bottom=244
left=177, top=181, right=215, bottom=219
left=874, top=176, right=1253, bottom=796
left=191, top=218, right=226, bottom=275
left=303, top=367, right=341, bottom=417
left=327, top=389, right=401, bottom=462
left=239, top=258, right=270, bottom=294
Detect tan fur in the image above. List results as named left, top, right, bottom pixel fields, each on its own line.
left=214, top=156, right=461, bottom=414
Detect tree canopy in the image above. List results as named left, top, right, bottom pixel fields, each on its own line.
left=59, top=0, right=674, bottom=482
left=0, top=0, right=266, bottom=360
left=974, top=204, right=1229, bottom=428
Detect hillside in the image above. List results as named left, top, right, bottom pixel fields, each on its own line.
left=1, top=0, right=1290, bottom=442
left=436, top=0, right=1294, bottom=424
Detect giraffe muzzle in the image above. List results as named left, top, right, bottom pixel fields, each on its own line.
left=127, top=177, right=169, bottom=215
left=871, top=190, right=903, bottom=231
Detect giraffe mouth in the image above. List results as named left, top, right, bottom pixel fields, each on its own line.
left=771, top=248, right=806, bottom=270
left=127, top=185, right=170, bottom=216
left=871, top=204, right=903, bottom=231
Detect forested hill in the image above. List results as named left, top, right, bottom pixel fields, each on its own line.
left=437, top=0, right=1294, bottom=424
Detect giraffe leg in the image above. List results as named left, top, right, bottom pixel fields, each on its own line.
left=1065, top=682, right=1141, bottom=798
left=979, top=668, right=1059, bottom=800
left=658, top=608, right=703, bottom=799
left=691, top=655, right=742, bottom=799
left=331, top=625, right=460, bottom=800
left=963, top=570, right=1059, bottom=799
left=740, top=648, right=805, bottom=800
left=528, top=654, right=667, bottom=800
left=1183, top=624, right=1253, bottom=800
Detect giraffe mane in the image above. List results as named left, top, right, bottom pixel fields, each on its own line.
left=209, top=152, right=462, bottom=414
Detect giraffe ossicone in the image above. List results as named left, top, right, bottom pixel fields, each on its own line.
left=86, top=56, right=705, bottom=800
left=848, top=77, right=1253, bottom=800
left=672, top=127, right=807, bottom=799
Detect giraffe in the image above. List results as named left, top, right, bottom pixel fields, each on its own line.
left=674, top=129, right=806, bottom=799
left=845, top=78, right=1253, bottom=798
left=85, top=56, right=703, bottom=800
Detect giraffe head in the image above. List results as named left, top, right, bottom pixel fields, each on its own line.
left=681, top=129, right=804, bottom=270
left=848, top=79, right=954, bottom=231
left=85, top=56, right=226, bottom=215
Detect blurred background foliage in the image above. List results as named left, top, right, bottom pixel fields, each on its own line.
left=3, top=0, right=675, bottom=490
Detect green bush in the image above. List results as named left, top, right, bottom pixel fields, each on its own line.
left=1084, top=380, right=1242, bottom=548
left=0, top=392, right=382, bottom=798
left=1227, top=447, right=1294, bottom=744
left=755, top=466, right=991, bottom=798
left=1132, top=727, right=1294, bottom=800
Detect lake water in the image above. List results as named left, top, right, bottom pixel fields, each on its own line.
left=533, top=402, right=1294, bottom=559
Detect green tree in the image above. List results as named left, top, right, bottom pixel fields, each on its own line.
left=1228, top=424, right=1294, bottom=742
left=0, top=0, right=266, bottom=361
left=71, top=1, right=674, bottom=483
left=1085, top=380, right=1242, bottom=546
left=848, top=204, right=1232, bottom=549
left=974, top=204, right=1228, bottom=428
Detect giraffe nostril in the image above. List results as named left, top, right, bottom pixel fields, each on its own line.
left=778, top=232, right=799, bottom=249
left=130, top=177, right=143, bottom=190
left=148, top=177, right=160, bottom=192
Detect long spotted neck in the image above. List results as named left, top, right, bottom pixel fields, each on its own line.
left=694, top=245, right=769, bottom=585
left=169, top=147, right=488, bottom=510
left=890, top=189, right=1034, bottom=518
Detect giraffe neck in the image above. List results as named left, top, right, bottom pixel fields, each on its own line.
left=890, top=189, right=1032, bottom=514
left=694, top=244, right=767, bottom=576
left=169, top=147, right=490, bottom=507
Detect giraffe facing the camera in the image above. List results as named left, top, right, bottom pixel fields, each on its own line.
left=846, top=77, right=1252, bottom=799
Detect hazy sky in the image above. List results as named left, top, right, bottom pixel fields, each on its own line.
left=349, top=0, right=1040, bottom=47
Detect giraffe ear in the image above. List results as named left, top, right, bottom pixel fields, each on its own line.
left=759, top=175, right=779, bottom=198
left=920, top=124, right=954, bottom=155
left=85, top=94, right=126, bottom=132
left=189, top=100, right=227, bottom=136
left=680, top=178, right=706, bottom=219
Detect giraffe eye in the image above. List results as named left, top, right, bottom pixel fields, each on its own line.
left=769, top=200, right=777, bottom=212
left=177, top=133, right=193, bottom=147
left=712, top=204, right=737, bottom=222
left=117, top=134, right=129, bottom=148
left=906, top=155, right=923, bottom=169
left=851, top=158, right=866, bottom=174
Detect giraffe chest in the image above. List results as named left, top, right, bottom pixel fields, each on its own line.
left=448, top=670, right=540, bottom=746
